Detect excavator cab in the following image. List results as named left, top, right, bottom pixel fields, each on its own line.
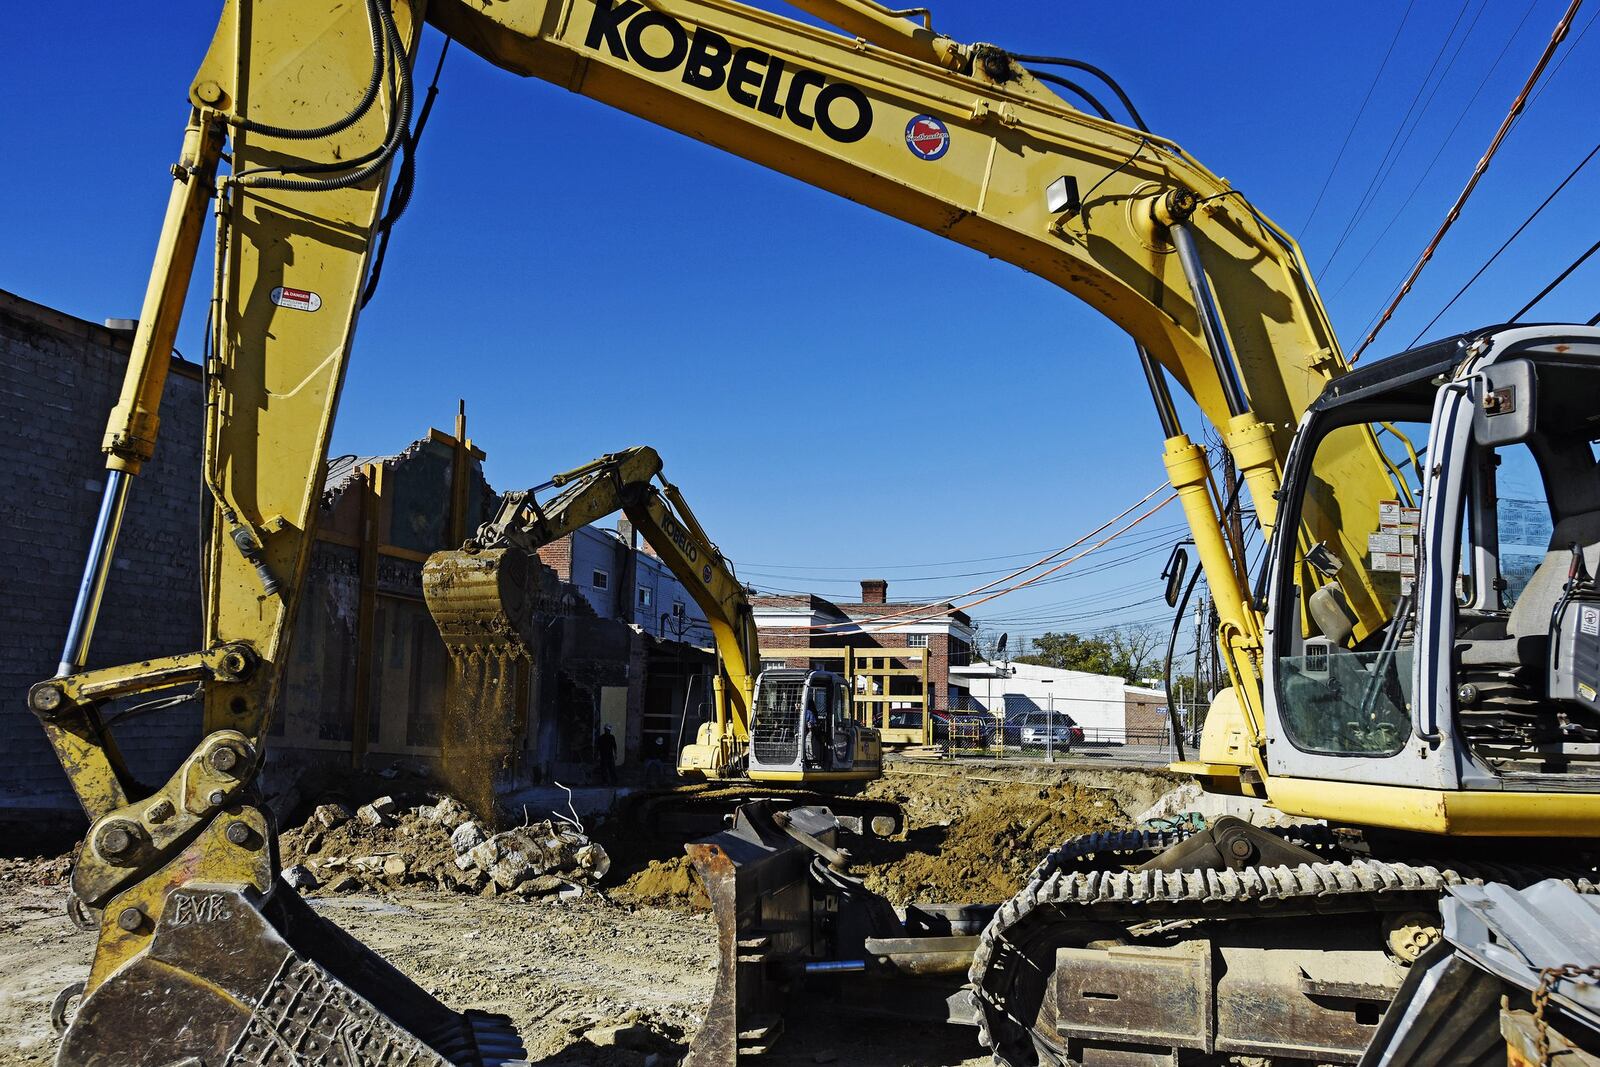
left=747, top=669, right=878, bottom=782
left=1256, top=326, right=1600, bottom=827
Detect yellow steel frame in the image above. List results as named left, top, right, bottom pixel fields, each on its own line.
left=770, top=645, right=933, bottom=745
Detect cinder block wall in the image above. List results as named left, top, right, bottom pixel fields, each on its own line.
left=0, top=290, right=204, bottom=810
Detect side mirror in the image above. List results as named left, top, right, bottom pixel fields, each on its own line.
left=1473, top=358, right=1538, bottom=447
left=1161, top=543, right=1191, bottom=608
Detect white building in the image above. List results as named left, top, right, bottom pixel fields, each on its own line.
left=950, top=660, right=1168, bottom=745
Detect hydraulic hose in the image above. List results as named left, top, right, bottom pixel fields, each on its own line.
left=235, top=0, right=387, bottom=142
left=234, top=0, right=412, bottom=192
left=1162, top=471, right=1247, bottom=758
left=1026, top=69, right=1116, bottom=123
left=1010, top=53, right=1149, bottom=132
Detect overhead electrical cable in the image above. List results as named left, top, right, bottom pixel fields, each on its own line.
left=1509, top=237, right=1600, bottom=321
left=1407, top=141, right=1600, bottom=344
left=1300, top=0, right=1420, bottom=235
left=1319, top=0, right=1479, bottom=275
left=1326, top=0, right=1534, bottom=299
left=1349, top=0, right=1587, bottom=363
left=791, top=486, right=1175, bottom=632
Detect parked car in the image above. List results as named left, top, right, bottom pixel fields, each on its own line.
left=931, top=709, right=996, bottom=747
left=1015, top=711, right=1083, bottom=750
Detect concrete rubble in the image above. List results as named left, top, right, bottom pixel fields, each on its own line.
left=278, top=792, right=609, bottom=899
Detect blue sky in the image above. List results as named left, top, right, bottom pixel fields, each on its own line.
left=4, top=1, right=1596, bottom=651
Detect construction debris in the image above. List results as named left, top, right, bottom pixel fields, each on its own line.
left=280, top=792, right=609, bottom=899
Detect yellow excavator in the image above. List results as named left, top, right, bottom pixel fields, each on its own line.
left=419, top=444, right=897, bottom=832
left=31, top=0, right=1600, bottom=1063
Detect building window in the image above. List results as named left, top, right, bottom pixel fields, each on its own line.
left=906, top=634, right=929, bottom=648
left=638, top=586, right=652, bottom=608
left=592, top=568, right=609, bottom=590
left=672, top=601, right=685, bottom=618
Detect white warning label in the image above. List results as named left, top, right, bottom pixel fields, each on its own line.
left=1581, top=605, right=1600, bottom=637
left=269, top=286, right=322, bottom=312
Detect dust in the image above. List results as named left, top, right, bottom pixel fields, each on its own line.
left=439, top=648, right=528, bottom=827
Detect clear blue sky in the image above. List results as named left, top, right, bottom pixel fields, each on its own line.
left=4, top=1, right=1596, bottom=651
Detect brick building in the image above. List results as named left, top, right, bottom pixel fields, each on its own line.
left=752, top=579, right=974, bottom=716
left=0, top=290, right=204, bottom=813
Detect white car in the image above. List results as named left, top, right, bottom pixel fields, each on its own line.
left=1017, top=713, right=1082, bottom=749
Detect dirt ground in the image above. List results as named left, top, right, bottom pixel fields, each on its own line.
left=0, top=761, right=1175, bottom=1066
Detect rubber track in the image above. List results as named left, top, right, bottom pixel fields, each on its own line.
left=969, top=830, right=1598, bottom=1067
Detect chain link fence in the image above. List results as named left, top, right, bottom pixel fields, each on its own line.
left=932, top=703, right=1210, bottom=765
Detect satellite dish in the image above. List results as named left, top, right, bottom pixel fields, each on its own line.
left=997, top=633, right=1009, bottom=657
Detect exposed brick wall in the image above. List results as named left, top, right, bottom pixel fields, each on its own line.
left=536, top=535, right=574, bottom=582
left=1125, top=692, right=1169, bottom=740
left=0, top=291, right=204, bottom=809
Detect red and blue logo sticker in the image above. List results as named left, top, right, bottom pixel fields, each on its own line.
left=904, top=115, right=950, bottom=161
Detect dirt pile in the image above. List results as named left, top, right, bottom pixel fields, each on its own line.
left=611, top=855, right=709, bottom=909
left=602, top=766, right=1139, bottom=910
left=850, top=769, right=1127, bottom=905
left=281, top=793, right=609, bottom=899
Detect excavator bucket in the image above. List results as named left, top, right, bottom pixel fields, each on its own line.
left=423, top=545, right=547, bottom=824
left=58, top=853, right=524, bottom=1066
left=683, top=802, right=985, bottom=1066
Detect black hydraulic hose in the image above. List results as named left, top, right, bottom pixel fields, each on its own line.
left=236, top=0, right=386, bottom=142
left=1163, top=549, right=1202, bottom=762
left=235, top=1, right=412, bottom=192
left=361, top=39, right=451, bottom=307
left=1026, top=69, right=1116, bottom=123
left=1010, top=53, right=1149, bottom=131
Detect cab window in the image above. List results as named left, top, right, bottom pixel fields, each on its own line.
left=1274, top=416, right=1425, bottom=757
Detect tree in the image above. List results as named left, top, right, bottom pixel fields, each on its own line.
left=1106, top=623, right=1163, bottom=683
left=1015, top=623, right=1165, bottom=683
left=1016, top=632, right=1121, bottom=676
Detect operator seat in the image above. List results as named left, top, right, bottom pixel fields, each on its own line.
left=1458, top=509, right=1600, bottom=670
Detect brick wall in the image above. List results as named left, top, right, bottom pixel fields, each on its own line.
left=0, top=291, right=204, bottom=810
left=1124, top=691, right=1169, bottom=740
left=536, top=535, right=573, bottom=582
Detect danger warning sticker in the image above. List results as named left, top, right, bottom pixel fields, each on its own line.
left=270, top=286, right=322, bottom=313
left=904, top=115, right=950, bottom=161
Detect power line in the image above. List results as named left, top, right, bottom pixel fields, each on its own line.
left=1407, top=140, right=1600, bottom=344
left=740, top=524, right=1186, bottom=587
left=1349, top=0, right=1587, bottom=363
left=1319, top=0, right=1478, bottom=275
left=746, top=546, right=1081, bottom=571
left=1300, top=0, right=1420, bottom=235
left=1325, top=0, right=1537, bottom=300
left=1509, top=236, right=1600, bottom=321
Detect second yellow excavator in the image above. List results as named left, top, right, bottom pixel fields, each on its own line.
left=420, top=445, right=899, bottom=834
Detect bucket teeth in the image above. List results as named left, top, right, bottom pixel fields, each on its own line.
left=57, top=884, right=525, bottom=1067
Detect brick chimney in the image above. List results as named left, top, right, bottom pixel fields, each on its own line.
left=860, top=578, right=888, bottom=604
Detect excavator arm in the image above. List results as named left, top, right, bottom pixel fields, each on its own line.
left=423, top=445, right=760, bottom=773
left=38, top=1, right=1416, bottom=1062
